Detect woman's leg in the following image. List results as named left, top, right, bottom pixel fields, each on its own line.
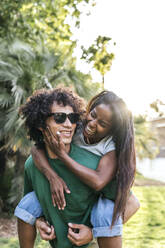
left=17, top=219, right=36, bottom=248
left=123, top=192, right=140, bottom=223
left=14, top=191, right=43, bottom=225
left=14, top=191, right=43, bottom=247
left=91, top=197, right=122, bottom=248
left=91, top=193, right=140, bottom=248
left=97, top=236, right=122, bottom=248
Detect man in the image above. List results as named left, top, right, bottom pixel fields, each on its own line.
left=17, top=88, right=101, bottom=248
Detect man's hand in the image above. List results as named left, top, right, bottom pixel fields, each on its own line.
left=36, top=217, right=56, bottom=241
left=67, top=223, right=93, bottom=246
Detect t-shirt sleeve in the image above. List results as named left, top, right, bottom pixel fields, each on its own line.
left=23, top=156, right=33, bottom=196
left=103, top=137, right=115, bottom=154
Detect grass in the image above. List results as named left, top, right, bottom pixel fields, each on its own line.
left=0, top=236, right=48, bottom=248
left=1, top=183, right=165, bottom=247
left=123, top=186, right=165, bottom=248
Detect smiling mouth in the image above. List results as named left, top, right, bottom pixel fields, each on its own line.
left=84, top=125, right=96, bottom=136
left=59, top=130, right=73, bottom=137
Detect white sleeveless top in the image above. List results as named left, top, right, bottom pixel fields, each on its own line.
left=72, top=131, right=115, bottom=156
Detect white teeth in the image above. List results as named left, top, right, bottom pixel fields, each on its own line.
left=60, top=131, right=72, bottom=136
left=86, top=126, right=93, bottom=132
left=86, top=126, right=95, bottom=134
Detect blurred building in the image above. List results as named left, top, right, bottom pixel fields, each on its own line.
left=151, top=117, right=165, bottom=157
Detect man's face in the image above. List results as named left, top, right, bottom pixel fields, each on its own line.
left=45, top=102, right=77, bottom=145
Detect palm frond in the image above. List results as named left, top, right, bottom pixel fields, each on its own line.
left=2, top=107, right=19, bottom=135
left=0, top=90, right=13, bottom=108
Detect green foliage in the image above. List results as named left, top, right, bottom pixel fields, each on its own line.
left=81, top=36, right=115, bottom=85
left=0, top=167, right=13, bottom=200
left=150, top=99, right=165, bottom=117
left=7, top=175, right=24, bottom=207
left=134, top=115, right=159, bottom=160
left=0, top=38, right=101, bottom=207
left=0, top=0, right=25, bottom=37
left=0, top=0, right=102, bottom=210
left=0, top=161, right=23, bottom=212
left=0, top=39, right=100, bottom=153
left=0, top=0, right=95, bottom=49
left=0, top=40, right=58, bottom=153
left=0, top=0, right=101, bottom=155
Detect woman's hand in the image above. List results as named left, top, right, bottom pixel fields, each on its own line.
left=43, top=127, right=71, bottom=210
left=43, top=126, right=66, bottom=159
left=49, top=172, right=71, bottom=210
left=31, top=145, right=70, bottom=210
left=36, top=217, right=56, bottom=241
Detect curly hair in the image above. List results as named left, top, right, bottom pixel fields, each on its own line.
left=20, top=87, right=85, bottom=149
left=87, top=90, right=136, bottom=226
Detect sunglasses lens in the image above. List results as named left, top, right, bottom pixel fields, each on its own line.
left=54, top=113, right=66, bottom=124
left=68, top=113, right=80, bottom=123
left=52, top=113, right=80, bottom=124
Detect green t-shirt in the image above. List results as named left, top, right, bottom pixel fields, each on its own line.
left=24, top=144, right=117, bottom=248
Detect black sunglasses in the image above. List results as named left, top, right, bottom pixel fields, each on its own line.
left=48, top=112, right=80, bottom=124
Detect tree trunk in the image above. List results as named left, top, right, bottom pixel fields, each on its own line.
left=102, top=75, right=104, bottom=89
left=15, top=150, right=27, bottom=176
left=0, top=140, right=7, bottom=176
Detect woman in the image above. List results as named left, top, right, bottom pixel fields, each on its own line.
left=15, top=90, right=139, bottom=248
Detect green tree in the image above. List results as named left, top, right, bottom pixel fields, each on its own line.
left=0, top=39, right=100, bottom=157
left=0, top=0, right=101, bottom=209
left=81, top=36, right=115, bottom=87
left=134, top=115, right=159, bottom=160
left=150, top=99, right=165, bottom=117
left=0, top=0, right=95, bottom=50
left=0, top=39, right=101, bottom=208
left=0, top=40, right=59, bottom=207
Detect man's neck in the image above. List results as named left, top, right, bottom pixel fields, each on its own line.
left=46, top=144, right=71, bottom=159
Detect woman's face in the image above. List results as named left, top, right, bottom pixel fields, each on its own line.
left=83, top=103, right=113, bottom=143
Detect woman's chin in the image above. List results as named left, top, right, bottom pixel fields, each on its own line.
left=83, top=130, right=96, bottom=142
left=84, top=127, right=95, bottom=137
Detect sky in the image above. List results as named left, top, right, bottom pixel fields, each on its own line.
left=73, top=0, right=165, bottom=115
